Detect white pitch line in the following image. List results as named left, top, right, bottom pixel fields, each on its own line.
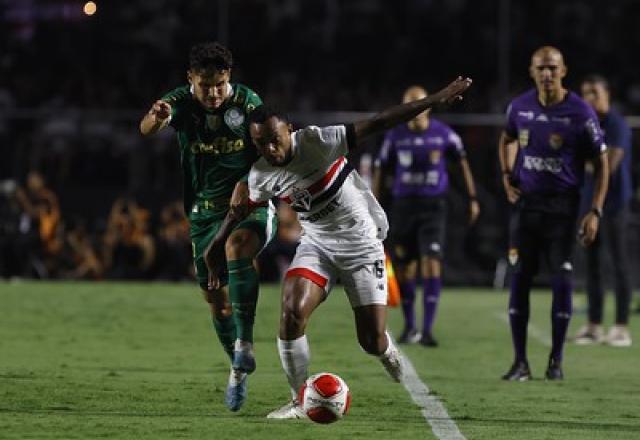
left=494, top=312, right=552, bottom=347
left=396, top=347, right=466, bottom=440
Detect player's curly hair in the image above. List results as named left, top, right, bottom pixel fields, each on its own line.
left=248, top=105, right=290, bottom=124
left=189, top=42, right=233, bottom=72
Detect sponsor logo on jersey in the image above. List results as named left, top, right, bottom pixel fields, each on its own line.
left=551, top=116, right=571, bottom=125
left=523, top=155, right=563, bottom=173
left=398, top=151, right=413, bottom=167
left=518, top=129, right=530, bottom=148
left=300, top=198, right=339, bottom=222
left=429, top=150, right=442, bottom=165
left=224, top=107, right=245, bottom=129
left=536, top=113, right=549, bottom=122
left=190, top=137, right=244, bottom=155
left=518, top=110, right=534, bottom=120
left=549, top=133, right=563, bottom=150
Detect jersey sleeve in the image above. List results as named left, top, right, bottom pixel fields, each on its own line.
left=582, top=108, right=607, bottom=158
left=300, top=125, right=350, bottom=162
left=248, top=166, right=274, bottom=204
left=504, top=102, right=517, bottom=139
left=446, top=128, right=466, bottom=161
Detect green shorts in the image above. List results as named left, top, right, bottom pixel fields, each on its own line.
left=190, top=205, right=277, bottom=291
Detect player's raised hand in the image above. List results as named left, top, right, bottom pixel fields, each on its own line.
left=149, top=100, right=172, bottom=122
left=431, top=76, right=473, bottom=105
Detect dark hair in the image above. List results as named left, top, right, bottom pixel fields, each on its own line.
left=582, top=74, right=609, bottom=91
left=248, top=105, right=289, bottom=125
left=189, top=42, right=233, bottom=72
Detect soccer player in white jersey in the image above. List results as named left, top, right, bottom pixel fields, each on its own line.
left=204, top=77, right=472, bottom=418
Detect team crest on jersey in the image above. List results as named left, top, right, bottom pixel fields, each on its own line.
left=290, top=186, right=312, bottom=212
left=398, top=151, right=413, bottom=167
left=224, top=107, right=245, bottom=129
left=429, top=150, right=442, bottom=165
left=518, top=129, right=529, bottom=148
left=206, top=115, right=220, bottom=131
left=549, top=133, right=563, bottom=150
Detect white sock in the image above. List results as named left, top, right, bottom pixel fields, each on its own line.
left=379, top=332, right=397, bottom=360
left=277, top=335, right=310, bottom=401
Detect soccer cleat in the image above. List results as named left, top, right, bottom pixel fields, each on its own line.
left=571, top=324, right=605, bottom=345
left=380, top=349, right=403, bottom=383
left=397, top=328, right=422, bottom=344
left=501, top=361, right=532, bottom=381
left=545, top=357, right=563, bottom=380
left=232, top=349, right=256, bottom=374
left=604, top=325, right=632, bottom=347
left=224, top=367, right=248, bottom=411
left=419, top=332, right=439, bottom=347
left=266, top=400, right=306, bottom=419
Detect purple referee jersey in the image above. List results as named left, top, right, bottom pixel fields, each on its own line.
left=506, top=89, right=606, bottom=196
left=376, top=119, right=465, bottom=198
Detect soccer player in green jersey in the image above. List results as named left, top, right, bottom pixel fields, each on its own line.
left=140, top=42, right=276, bottom=411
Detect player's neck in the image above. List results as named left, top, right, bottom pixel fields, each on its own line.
left=537, top=88, right=567, bottom=107
left=408, top=117, right=429, bottom=132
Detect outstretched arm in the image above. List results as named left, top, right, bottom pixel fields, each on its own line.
left=353, top=77, right=472, bottom=143
left=140, top=100, right=172, bottom=136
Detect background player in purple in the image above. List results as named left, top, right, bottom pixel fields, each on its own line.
left=373, top=85, right=479, bottom=347
left=498, top=46, right=609, bottom=381
left=572, top=75, right=633, bottom=347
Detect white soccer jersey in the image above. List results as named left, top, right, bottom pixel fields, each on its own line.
left=248, top=125, right=389, bottom=259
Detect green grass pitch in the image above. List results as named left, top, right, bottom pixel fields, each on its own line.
left=1, top=281, right=639, bottom=439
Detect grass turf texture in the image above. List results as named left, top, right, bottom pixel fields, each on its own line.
left=1, top=281, right=639, bottom=439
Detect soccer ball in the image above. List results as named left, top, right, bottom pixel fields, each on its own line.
left=298, top=372, right=351, bottom=424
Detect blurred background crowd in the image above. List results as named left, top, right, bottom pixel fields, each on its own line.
left=1, top=0, right=640, bottom=287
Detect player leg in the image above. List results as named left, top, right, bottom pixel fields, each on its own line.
left=545, top=211, right=579, bottom=380
left=389, top=199, right=420, bottom=344
left=574, top=224, right=605, bottom=344
left=502, top=208, right=539, bottom=381
left=226, top=205, right=277, bottom=372
left=268, top=243, right=333, bottom=419
left=418, top=197, right=446, bottom=347
left=605, top=208, right=632, bottom=346
left=344, top=250, right=403, bottom=382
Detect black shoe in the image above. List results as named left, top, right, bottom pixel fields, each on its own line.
left=419, top=332, right=438, bottom=347
left=545, top=357, right=564, bottom=381
left=397, top=328, right=421, bottom=344
left=501, top=361, right=532, bottom=381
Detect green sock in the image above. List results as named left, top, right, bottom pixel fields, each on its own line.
left=212, top=314, right=235, bottom=361
left=228, top=258, right=259, bottom=344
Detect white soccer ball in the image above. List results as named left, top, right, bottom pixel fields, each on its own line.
left=299, top=372, right=352, bottom=424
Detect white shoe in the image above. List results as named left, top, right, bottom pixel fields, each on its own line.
left=380, top=349, right=403, bottom=383
left=266, top=400, right=306, bottom=419
left=605, top=325, right=632, bottom=347
left=572, top=324, right=605, bottom=345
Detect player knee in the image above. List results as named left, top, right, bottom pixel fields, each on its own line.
left=280, top=299, right=308, bottom=337
left=359, top=332, right=386, bottom=356
left=225, top=230, right=259, bottom=260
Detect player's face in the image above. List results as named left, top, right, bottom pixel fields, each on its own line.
left=529, top=52, right=566, bottom=94
left=188, top=68, right=231, bottom=110
left=403, top=87, right=429, bottom=130
left=581, top=82, right=609, bottom=114
left=250, top=117, right=293, bottom=166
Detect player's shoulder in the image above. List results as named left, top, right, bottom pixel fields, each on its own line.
left=230, top=83, right=262, bottom=111
left=429, top=118, right=454, bottom=133
left=161, top=85, right=192, bottom=106
left=248, top=158, right=273, bottom=184
left=509, top=88, right=537, bottom=109
left=296, top=125, right=346, bottom=143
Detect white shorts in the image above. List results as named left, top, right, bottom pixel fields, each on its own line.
left=285, top=239, right=388, bottom=308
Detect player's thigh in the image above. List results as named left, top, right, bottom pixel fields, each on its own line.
left=229, top=205, right=278, bottom=259
left=544, top=212, right=578, bottom=274
left=417, top=198, right=446, bottom=259
left=190, top=214, right=228, bottom=289
left=512, top=209, right=543, bottom=276
left=389, top=200, right=420, bottom=265
left=341, top=249, right=387, bottom=309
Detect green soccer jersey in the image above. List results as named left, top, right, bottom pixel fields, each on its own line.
left=161, top=83, right=262, bottom=216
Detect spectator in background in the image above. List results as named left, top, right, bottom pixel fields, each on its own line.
left=61, top=218, right=103, bottom=280
left=572, top=75, right=633, bottom=347
left=155, top=200, right=192, bottom=281
left=103, top=197, right=156, bottom=279
left=15, top=171, right=62, bottom=277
